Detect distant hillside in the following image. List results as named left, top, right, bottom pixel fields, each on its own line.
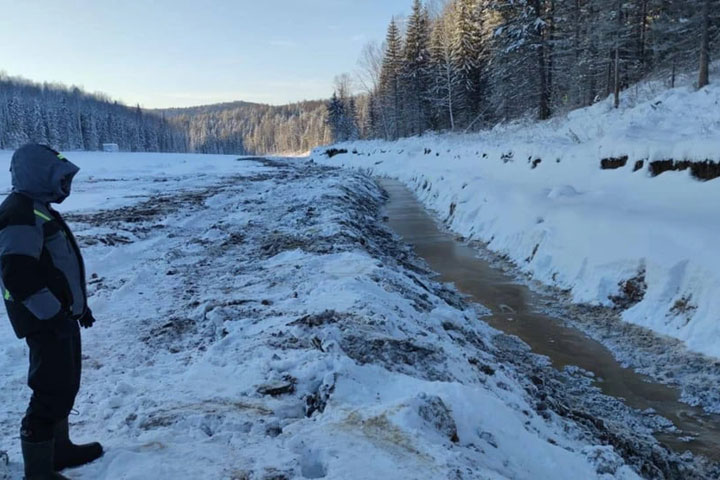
left=0, top=74, right=332, bottom=156
left=159, top=100, right=332, bottom=155
left=157, top=100, right=260, bottom=115
left=0, top=74, right=188, bottom=152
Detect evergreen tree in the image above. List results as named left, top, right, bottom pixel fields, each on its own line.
left=379, top=18, right=404, bottom=139
left=325, top=91, right=361, bottom=142
left=489, top=0, right=554, bottom=120
left=326, top=91, right=346, bottom=142
left=344, top=97, right=360, bottom=140
left=403, top=0, right=433, bottom=135
left=362, top=93, right=380, bottom=138
left=452, top=0, right=486, bottom=126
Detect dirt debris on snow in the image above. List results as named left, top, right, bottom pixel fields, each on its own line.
left=76, top=160, right=720, bottom=478
left=1, top=156, right=718, bottom=479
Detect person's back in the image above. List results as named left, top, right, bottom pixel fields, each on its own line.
left=0, top=144, right=103, bottom=479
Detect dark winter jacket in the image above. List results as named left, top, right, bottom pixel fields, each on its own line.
left=0, top=144, right=89, bottom=338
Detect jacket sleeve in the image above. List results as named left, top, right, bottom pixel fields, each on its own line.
left=0, top=222, right=62, bottom=320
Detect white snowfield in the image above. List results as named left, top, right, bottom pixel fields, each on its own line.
left=313, top=79, right=720, bottom=360
left=0, top=151, right=670, bottom=479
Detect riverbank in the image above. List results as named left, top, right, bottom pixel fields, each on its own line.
left=311, top=79, right=720, bottom=361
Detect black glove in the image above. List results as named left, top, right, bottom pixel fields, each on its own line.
left=79, top=308, right=96, bottom=328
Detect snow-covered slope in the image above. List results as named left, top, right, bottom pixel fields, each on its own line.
left=0, top=152, right=705, bottom=479
left=313, top=80, right=720, bottom=360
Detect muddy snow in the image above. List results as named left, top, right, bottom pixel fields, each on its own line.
left=0, top=153, right=717, bottom=479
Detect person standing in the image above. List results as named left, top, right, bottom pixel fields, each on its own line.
left=0, top=144, right=103, bottom=479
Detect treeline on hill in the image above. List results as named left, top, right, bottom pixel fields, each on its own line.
left=0, top=74, right=188, bottom=152
left=327, top=0, right=719, bottom=142
left=160, top=101, right=331, bottom=154
left=0, top=75, right=331, bottom=155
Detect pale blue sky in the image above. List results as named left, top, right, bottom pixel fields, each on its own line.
left=0, top=0, right=410, bottom=108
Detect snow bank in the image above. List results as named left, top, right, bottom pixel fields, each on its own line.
left=313, top=80, right=720, bottom=359
left=0, top=152, right=691, bottom=478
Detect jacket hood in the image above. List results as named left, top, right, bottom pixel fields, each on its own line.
left=10, top=144, right=80, bottom=204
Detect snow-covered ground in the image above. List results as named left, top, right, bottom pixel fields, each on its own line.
left=312, top=78, right=720, bottom=363
left=0, top=151, right=709, bottom=479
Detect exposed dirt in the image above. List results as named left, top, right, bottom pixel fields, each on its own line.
left=47, top=159, right=720, bottom=478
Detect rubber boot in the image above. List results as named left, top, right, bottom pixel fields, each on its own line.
left=21, top=440, right=70, bottom=480
left=53, top=418, right=103, bottom=471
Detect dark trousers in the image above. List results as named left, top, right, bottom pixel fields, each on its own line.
left=21, top=322, right=81, bottom=442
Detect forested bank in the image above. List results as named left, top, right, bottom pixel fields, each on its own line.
left=327, top=0, right=720, bottom=142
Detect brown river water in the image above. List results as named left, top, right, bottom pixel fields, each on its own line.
left=379, top=177, right=720, bottom=462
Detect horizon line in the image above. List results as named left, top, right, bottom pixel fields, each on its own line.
left=0, top=70, right=331, bottom=111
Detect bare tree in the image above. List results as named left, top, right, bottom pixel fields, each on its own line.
left=429, top=2, right=458, bottom=130
left=613, top=0, right=622, bottom=108
left=356, top=41, right=385, bottom=94
left=333, top=73, right=355, bottom=101
left=698, top=0, right=711, bottom=88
